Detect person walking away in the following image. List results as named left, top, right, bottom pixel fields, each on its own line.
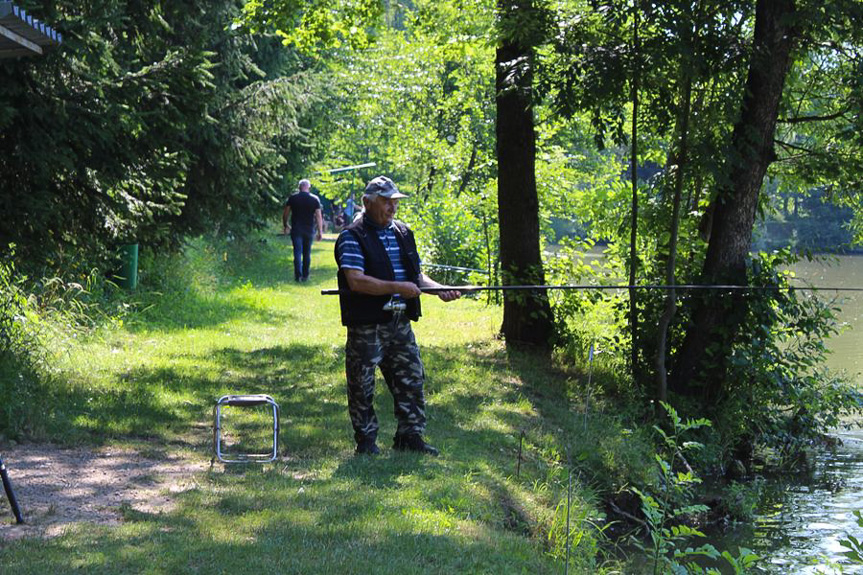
left=283, top=178, right=324, bottom=282
left=334, top=175, right=461, bottom=456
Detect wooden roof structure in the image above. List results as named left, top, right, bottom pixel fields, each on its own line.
left=0, top=2, right=61, bottom=59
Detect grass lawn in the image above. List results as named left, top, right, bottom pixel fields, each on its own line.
left=0, top=232, right=626, bottom=574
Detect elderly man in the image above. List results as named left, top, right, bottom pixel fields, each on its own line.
left=283, top=178, right=324, bottom=282
left=335, top=176, right=460, bottom=456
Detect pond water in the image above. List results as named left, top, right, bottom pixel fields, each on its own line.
left=717, top=430, right=863, bottom=574
left=718, top=255, right=863, bottom=573
left=792, top=255, right=863, bottom=377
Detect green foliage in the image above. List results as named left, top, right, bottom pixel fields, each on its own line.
left=0, top=253, right=58, bottom=439
left=241, top=0, right=385, bottom=51
left=631, top=402, right=758, bottom=575
left=839, top=511, right=863, bottom=565
left=409, top=191, right=495, bottom=273
left=0, top=0, right=320, bottom=277
left=711, top=251, right=863, bottom=457
left=544, top=477, right=606, bottom=569
left=546, top=237, right=628, bottom=357
left=0, top=243, right=140, bottom=440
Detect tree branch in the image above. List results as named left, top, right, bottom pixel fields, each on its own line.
left=775, top=139, right=815, bottom=155
left=778, top=110, right=848, bottom=124
left=608, top=500, right=649, bottom=530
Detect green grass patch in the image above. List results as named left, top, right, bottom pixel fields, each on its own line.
left=0, top=233, right=635, bottom=573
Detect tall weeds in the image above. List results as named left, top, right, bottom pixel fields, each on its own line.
left=0, top=250, right=125, bottom=440
left=0, top=254, right=52, bottom=439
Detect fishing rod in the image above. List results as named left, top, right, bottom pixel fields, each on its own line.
left=422, top=263, right=490, bottom=275
left=321, top=283, right=863, bottom=295
left=0, top=453, right=24, bottom=524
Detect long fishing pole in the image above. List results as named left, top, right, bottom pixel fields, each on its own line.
left=321, top=283, right=863, bottom=295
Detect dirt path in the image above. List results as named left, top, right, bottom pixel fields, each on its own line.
left=0, top=444, right=207, bottom=540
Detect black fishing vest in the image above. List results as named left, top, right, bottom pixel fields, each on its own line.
left=335, top=217, right=422, bottom=326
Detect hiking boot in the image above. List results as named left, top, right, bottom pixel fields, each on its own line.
left=355, top=439, right=380, bottom=455
left=393, top=434, right=439, bottom=456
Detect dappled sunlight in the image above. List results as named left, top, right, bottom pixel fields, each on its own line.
left=3, top=236, right=571, bottom=573
left=0, top=444, right=205, bottom=541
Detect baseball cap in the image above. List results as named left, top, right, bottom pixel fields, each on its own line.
left=364, top=176, right=408, bottom=199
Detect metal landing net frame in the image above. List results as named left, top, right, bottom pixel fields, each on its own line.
left=213, top=394, right=280, bottom=464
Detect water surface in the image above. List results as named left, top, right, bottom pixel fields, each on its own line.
left=791, top=256, right=863, bottom=377
left=723, top=255, right=863, bottom=573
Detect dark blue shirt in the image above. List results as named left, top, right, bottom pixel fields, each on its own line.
left=285, top=191, right=322, bottom=237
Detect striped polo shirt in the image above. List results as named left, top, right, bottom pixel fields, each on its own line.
left=336, top=219, right=418, bottom=292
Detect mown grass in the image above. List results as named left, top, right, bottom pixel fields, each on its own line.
left=0, top=232, right=643, bottom=574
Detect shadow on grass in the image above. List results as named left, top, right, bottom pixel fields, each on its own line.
left=422, top=345, right=545, bottom=454
left=330, top=449, right=436, bottom=490
left=0, top=495, right=560, bottom=574
left=219, top=235, right=339, bottom=290
left=46, top=342, right=350, bottom=452
left=126, top=236, right=333, bottom=333
left=128, top=289, right=299, bottom=333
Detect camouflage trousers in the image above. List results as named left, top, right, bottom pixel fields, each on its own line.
left=345, top=316, right=426, bottom=443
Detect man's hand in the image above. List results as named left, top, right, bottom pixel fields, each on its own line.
left=396, top=282, right=422, bottom=299
left=316, top=230, right=323, bottom=241
left=436, top=289, right=461, bottom=302
left=343, top=269, right=422, bottom=298
left=417, top=273, right=461, bottom=302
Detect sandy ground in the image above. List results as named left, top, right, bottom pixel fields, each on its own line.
left=0, top=444, right=207, bottom=540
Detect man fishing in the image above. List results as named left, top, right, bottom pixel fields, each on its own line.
left=334, top=176, right=461, bottom=456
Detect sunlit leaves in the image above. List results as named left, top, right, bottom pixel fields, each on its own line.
left=241, top=0, right=384, bottom=52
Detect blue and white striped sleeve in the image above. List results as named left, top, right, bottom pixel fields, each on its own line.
left=336, top=231, right=365, bottom=271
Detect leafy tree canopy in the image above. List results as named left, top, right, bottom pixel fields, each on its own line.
left=0, top=0, right=321, bottom=276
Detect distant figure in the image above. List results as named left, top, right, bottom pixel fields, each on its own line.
left=335, top=175, right=461, bottom=456
left=283, top=179, right=323, bottom=282
left=332, top=205, right=346, bottom=231
left=345, top=195, right=355, bottom=221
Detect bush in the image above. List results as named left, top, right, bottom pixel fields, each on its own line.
left=715, top=251, right=863, bottom=459
left=0, top=254, right=54, bottom=439
left=0, top=248, right=132, bottom=440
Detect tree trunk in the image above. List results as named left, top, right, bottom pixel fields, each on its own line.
left=670, top=0, right=798, bottom=398
left=457, top=143, right=478, bottom=197
left=495, top=0, right=553, bottom=348
left=655, top=1, right=704, bottom=402
left=628, top=0, right=641, bottom=380
left=655, top=74, right=692, bottom=403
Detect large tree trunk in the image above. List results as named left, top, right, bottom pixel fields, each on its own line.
left=495, top=0, right=553, bottom=348
left=670, top=0, right=798, bottom=398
